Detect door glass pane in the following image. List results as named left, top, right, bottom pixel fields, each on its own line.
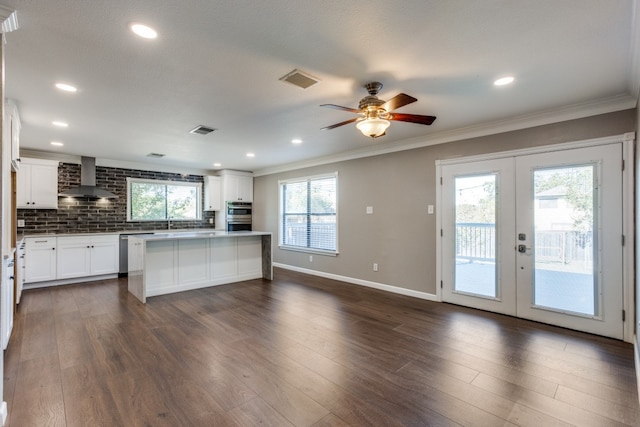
left=533, top=165, right=596, bottom=315
left=454, top=174, right=497, bottom=298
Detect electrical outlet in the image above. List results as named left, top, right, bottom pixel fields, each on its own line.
left=373, top=263, right=378, bottom=272
left=208, top=218, right=213, bottom=224
left=309, top=255, right=313, bottom=262
left=366, top=206, right=373, bottom=214
left=17, top=219, right=25, bottom=227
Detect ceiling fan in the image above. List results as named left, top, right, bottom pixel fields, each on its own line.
left=320, top=82, right=436, bottom=138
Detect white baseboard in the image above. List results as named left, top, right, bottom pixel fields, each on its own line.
left=273, top=263, right=439, bottom=302
left=635, top=337, right=640, bottom=406
left=1, top=401, right=7, bottom=426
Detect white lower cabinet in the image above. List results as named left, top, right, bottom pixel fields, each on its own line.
left=210, top=237, right=237, bottom=280
left=145, top=240, right=177, bottom=295
left=57, top=235, right=119, bottom=279
left=57, top=236, right=92, bottom=279
left=139, top=235, right=266, bottom=299
left=237, top=236, right=262, bottom=276
left=89, top=236, right=119, bottom=275
left=24, top=237, right=57, bottom=282
left=16, top=239, right=25, bottom=303
left=26, top=234, right=119, bottom=284
left=178, top=239, right=209, bottom=285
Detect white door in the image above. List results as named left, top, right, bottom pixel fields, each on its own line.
left=441, top=144, right=624, bottom=339
left=441, top=158, right=517, bottom=315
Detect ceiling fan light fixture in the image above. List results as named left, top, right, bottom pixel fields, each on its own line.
left=494, top=76, right=515, bottom=86
left=356, top=118, right=390, bottom=138
left=130, top=23, right=157, bottom=39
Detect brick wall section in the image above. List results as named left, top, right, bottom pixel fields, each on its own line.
left=17, top=163, right=216, bottom=233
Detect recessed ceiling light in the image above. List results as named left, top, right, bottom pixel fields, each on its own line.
left=246, top=153, right=255, bottom=158
left=50, top=141, right=64, bottom=146
left=130, top=23, right=157, bottom=39
left=291, top=139, right=302, bottom=144
left=52, top=121, right=69, bottom=128
left=55, top=83, right=77, bottom=92
left=213, top=163, right=221, bottom=167
left=494, top=76, right=515, bottom=86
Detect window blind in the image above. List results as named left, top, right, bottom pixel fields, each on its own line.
left=280, top=173, right=337, bottom=252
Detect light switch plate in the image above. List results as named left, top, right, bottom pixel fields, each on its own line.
left=366, top=206, right=373, bottom=214
left=427, top=205, right=434, bottom=214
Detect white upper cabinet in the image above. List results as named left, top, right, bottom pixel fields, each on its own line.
left=220, top=171, right=253, bottom=202
left=17, top=158, right=59, bottom=209
left=204, top=175, right=222, bottom=211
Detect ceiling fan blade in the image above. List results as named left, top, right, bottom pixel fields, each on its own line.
left=321, top=118, right=359, bottom=130
left=320, top=104, right=361, bottom=114
left=381, top=93, right=417, bottom=112
left=389, top=113, right=436, bottom=125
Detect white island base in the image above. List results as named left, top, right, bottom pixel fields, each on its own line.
left=127, top=231, right=272, bottom=303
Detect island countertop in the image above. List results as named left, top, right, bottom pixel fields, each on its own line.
left=133, top=230, right=271, bottom=241
left=127, top=231, right=272, bottom=303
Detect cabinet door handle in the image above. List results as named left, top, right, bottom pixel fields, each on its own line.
left=52, top=248, right=55, bottom=250
left=87, top=246, right=90, bottom=248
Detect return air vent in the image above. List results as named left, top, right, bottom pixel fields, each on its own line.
left=189, top=125, right=217, bottom=135
left=279, top=69, right=320, bottom=89
left=146, top=152, right=165, bottom=158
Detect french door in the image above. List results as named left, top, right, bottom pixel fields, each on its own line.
left=440, top=144, right=624, bottom=339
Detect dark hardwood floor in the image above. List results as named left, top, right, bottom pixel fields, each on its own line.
left=3, top=267, right=639, bottom=426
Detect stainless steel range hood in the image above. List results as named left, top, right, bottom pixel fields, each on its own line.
left=58, top=156, right=118, bottom=198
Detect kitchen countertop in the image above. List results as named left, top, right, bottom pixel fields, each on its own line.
left=19, top=228, right=224, bottom=239
left=130, top=230, right=271, bottom=241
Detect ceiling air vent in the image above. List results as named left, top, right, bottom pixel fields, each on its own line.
left=146, top=152, right=165, bottom=158
left=279, top=69, right=320, bottom=89
left=189, top=125, right=217, bottom=135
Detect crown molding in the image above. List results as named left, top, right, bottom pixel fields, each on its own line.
left=253, top=93, right=636, bottom=177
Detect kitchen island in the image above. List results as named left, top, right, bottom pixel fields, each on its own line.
left=127, top=231, right=272, bottom=303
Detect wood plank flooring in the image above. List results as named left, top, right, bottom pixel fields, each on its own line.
left=3, top=267, right=639, bottom=426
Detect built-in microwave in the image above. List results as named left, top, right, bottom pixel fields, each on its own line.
left=227, top=201, right=252, bottom=217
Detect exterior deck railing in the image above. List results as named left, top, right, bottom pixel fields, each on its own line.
left=455, top=223, right=592, bottom=264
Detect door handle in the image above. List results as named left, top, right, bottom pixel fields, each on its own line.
left=517, top=244, right=529, bottom=253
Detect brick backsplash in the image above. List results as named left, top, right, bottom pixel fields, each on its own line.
left=17, top=163, right=216, bottom=234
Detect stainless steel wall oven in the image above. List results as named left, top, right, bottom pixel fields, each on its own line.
left=226, top=201, right=252, bottom=232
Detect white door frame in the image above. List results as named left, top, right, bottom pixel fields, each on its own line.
left=435, top=132, right=635, bottom=343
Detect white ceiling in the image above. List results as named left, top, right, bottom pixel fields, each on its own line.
left=3, top=0, right=638, bottom=175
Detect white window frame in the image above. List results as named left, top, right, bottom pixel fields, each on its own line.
left=126, top=177, right=202, bottom=222
left=278, top=172, right=339, bottom=255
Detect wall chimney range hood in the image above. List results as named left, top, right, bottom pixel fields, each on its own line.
left=58, top=156, right=118, bottom=198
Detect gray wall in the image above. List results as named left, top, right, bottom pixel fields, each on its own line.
left=636, top=101, right=640, bottom=352
left=254, top=109, right=636, bottom=295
